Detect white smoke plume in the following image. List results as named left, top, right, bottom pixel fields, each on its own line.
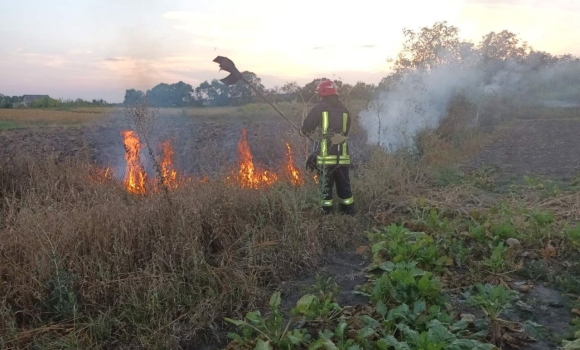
left=360, top=51, right=580, bottom=153
left=360, top=65, right=482, bottom=151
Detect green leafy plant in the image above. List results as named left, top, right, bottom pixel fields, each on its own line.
left=471, top=166, right=496, bottom=190
left=483, top=242, right=508, bottom=274
left=426, top=207, right=453, bottom=234
left=448, top=238, right=472, bottom=268
left=291, top=293, right=343, bottom=324
left=310, top=323, right=376, bottom=350
left=42, top=266, right=79, bottom=321
left=489, top=222, right=518, bottom=243
left=368, top=224, right=447, bottom=271
left=292, top=275, right=343, bottom=325
left=526, top=209, right=554, bottom=227
left=226, top=292, right=311, bottom=349
left=523, top=176, right=544, bottom=190
left=562, top=329, right=580, bottom=350
left=465, top=284, right=518, bottom=345
left=376, top=320, right=495, bottom=350
left=433, top=167, right=464, bottom=187
left=365, top=299, right=454, bottom=337
left=563, top=315, right=580, bottom=350
left=365, top=262, right=442, bottom=306
left=303, top=274, right=341, bottom=297
left=565, top=224, right=580, bottom=249
left=469, top=224, right=488, bottom=243
left=309, top=322, right=360, bottom=350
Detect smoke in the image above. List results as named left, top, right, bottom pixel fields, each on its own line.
left=360, top=64, right=482, bottom=151
left=360, top=52, right=580, bottom=152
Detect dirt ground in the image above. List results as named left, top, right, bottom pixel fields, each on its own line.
left=468, top=115, right=580, bottom=181
left=0, top=111, right=369, bottom=178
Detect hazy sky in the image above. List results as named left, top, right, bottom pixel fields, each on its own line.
left=1, top=0, right=579, bottom=102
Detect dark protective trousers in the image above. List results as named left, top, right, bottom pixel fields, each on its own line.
left=319, top=166, right=355, bottom=215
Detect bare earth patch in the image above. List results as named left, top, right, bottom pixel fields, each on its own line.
left=469, top=116, right=580, bottom=180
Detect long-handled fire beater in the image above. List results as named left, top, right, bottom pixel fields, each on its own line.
left=212, top=56, right=300, bottom=130
left=211, top=56, right=348, bottom=145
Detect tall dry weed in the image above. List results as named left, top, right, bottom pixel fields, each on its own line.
left=0, top=151, right=358, bottom=348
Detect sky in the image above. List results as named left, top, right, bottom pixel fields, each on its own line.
left=1, top=0, right=579, bottom=103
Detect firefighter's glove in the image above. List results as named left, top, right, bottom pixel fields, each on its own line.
left=305, top=153, right=318, bottom=172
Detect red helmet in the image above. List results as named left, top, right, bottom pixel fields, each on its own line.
left=315, top=79, right=339, bottom=97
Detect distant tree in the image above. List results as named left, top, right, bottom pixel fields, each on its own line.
left=377, top=73, right=401, bottom=92
left=0, top=95, right=24, bottom=108
left=190, top=88, right=206, bottom=107
left=264, top=85, right=282, bottom=101
left=30, top=97, right=61, bottom=108
left=526, top=51, right=557, bottom=70
left=340, top=83, right=353, bottom=96
left=145, top=81, right=193, bottom=107
left=229, top=71, right=264, bottom=105
left=280, top=81, right=300, bottom=94
left=280, top=81, right=300, bottom=102
left=557, top=54, right=580, bottom=63
left=477, top=30, right=532, bottom=85
left=263, top=81, right=300, bottom=103
left=195, top=79, right=229, bottom=107
left=459, top=41, right=480, bottom=68
left=393, top=21, right=463, bottom=73
left=0, top=94, right=10, bottom=108
left=478, top=30, right=530, bottom=64
left=146, top=83, right=172, bottom=107
left=349, top=81, right=376, bottom=101
left=170, top=81, right=194, bottom=107
left=124, top=89, right=145, bottom=105
left=91, top=99, right=109, bottom=106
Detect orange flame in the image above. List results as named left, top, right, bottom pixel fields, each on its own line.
left=121, top=130, right=147, bottom=194
left=97, top=129, right=307, bottom=193
left=285, top=143, right=304, bottom=186
left=161, top=140, right=178, bottom=189
left=235, top=128, right=278, bottom=188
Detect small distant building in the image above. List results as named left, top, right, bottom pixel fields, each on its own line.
left=22, top=95, right=50, bottom=106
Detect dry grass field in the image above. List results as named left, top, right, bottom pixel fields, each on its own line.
left=0, top=109, right=109, bottom=129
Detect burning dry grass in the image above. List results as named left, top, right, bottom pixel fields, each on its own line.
left=115, top=125, right=306, bottom=195
left=0, top=109, right=107, bottom=128
left=231, top=128, right=278, bottom=189
left=0, top=150, right=358, bottom=348
left=121, top=130, right=147, bottom=194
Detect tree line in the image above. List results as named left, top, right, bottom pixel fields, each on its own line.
left=123, top=72, right=378, bottom=108
left=0, top=95, right=110, bottom=109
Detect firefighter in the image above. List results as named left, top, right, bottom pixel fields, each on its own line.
left=299, top=79, right=355, bottom=215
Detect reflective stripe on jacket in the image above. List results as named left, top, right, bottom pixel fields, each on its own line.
left=300, top=96, right=351, bottom=167
left=316, top=111, right=350, bottom=166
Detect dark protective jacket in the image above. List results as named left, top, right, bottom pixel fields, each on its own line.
left=300, top=96, right=351, bottom=166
